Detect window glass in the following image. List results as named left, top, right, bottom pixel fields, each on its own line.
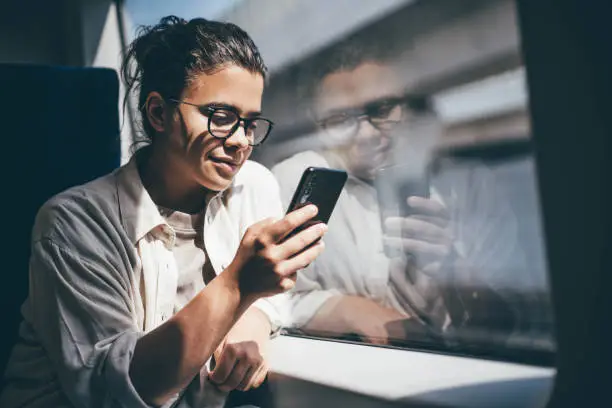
left=241, top=0, right=554, bottom=364
left=122, top=0, right=555, bottom=364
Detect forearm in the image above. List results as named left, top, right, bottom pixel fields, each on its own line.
left=303, top=295, right=402, bottom=336
left=220, top=306, right=272, bottom=353
left=301, top=295, right=348, bottom=335
left=238, top=306, right=272, bottom=337
left=130, top=270, right=253, bottom=406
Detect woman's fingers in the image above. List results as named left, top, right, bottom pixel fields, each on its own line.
left=210, top=342, right=264, bottom=392
left=265, top=204, right=318, bottom=243
left=274, top=222, right=327, bottom=259
left=209, top=348, right=237, bottom=387
left=275, top=241, right=326, bottom=277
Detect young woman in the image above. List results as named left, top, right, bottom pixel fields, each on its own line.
left=1, top=16, right=326, bottom=408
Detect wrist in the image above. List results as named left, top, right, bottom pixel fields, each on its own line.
left=218, top=263, right=255, bottom=310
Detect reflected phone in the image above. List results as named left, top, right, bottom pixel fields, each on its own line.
left=375, top=164, right=430, bottom=217
left=375, top=164, right=430, bottom=258
left=285, top=167, right=348, bottom=238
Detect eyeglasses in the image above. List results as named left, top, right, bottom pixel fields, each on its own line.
left=169, top=99, right=274, bottom=146
left=317, top=97, right=404, bottom=138
left=317, top=95, right=428, bottom=139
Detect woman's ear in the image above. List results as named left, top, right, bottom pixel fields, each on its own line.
left=145, top=92, right=167, bottom=133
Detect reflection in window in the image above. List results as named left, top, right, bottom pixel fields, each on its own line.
left=235, top=0, right=554, bottom=363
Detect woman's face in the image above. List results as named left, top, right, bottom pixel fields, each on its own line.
left=152, top=65, right=265, bottom=192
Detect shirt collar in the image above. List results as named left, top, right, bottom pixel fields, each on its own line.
left=115, top=149, right=243, bottom=246
left=116, top=152, right=169, bottom=246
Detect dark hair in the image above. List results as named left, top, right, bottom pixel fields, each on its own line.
left=296, top=40, right=381, bottom=108
left=121, top=15, right=267, bottom=143
left=297, top=38, right=433, bottom=115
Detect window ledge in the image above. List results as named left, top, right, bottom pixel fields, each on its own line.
left=268, top=335, right=555, bottom=407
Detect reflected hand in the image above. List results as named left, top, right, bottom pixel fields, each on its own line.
left=384, top=196, right=453, bottom=276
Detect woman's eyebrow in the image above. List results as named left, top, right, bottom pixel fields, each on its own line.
left=205, top=101, right=262, bottom=117
left=204, top=101, right=234, bottom=110
left=244, top=110, right=262, bottom=118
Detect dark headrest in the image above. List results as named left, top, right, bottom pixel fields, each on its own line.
left=0, top=63, right=121, bottom=199
left=0, top=63, right=121, bottom=376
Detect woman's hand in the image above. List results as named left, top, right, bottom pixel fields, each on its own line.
left=209, top=308, right=271, bottom=392
left=228, top=203, right=328, bottom=302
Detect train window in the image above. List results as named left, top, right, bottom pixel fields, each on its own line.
left=245, top=0, right=553, bottom=365
left=120, top=0, right=555, bottom=365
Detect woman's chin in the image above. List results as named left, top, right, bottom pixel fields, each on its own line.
left=200, top=177, right=231, bottom=193
left=196, top=162, right=234, bottom=191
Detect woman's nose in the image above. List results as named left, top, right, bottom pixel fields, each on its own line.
left=224, top=123, right=250, bottom=149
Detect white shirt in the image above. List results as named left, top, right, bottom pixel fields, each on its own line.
left=1, top=152, right=285, bottom=408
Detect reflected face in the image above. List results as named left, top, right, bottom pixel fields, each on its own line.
left=162, top=65, right=264, bottom=191
left=314, top=62, right=402, bottom=180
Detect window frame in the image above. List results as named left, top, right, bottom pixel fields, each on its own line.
left=263, top=1, right=612, bottom=406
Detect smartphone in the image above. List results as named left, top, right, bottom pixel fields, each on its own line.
left=375, top=164, right=430, bottom=258
left=285, top=167, right=348, bottom=238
